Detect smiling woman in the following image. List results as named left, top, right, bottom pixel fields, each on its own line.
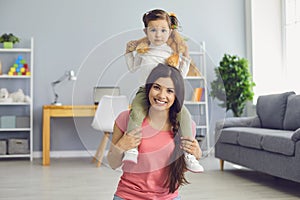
left=107, top=63, right=202, bottom=200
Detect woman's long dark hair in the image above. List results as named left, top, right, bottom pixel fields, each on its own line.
left=145, top=63, right=189, bottom=193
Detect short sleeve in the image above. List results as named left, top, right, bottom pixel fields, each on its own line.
left=115, top=110, right=130, bottom=133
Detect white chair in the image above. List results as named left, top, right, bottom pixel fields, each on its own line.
left=91, top=95, right=129, bottom=167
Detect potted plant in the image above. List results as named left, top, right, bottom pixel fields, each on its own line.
left=0, top=33, right=20, bottom=49
left=210, top=54, right=255, bottom=117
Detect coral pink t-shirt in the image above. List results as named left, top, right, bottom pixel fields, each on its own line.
left=114, top=110, right=182, bottom=200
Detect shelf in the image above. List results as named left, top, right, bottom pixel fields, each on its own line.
left=187, top=43, right=210, bottom=150
left=184, top=76, right=205, bottom=80
left=0, top=75, right=31, bottom=79
left=0, top=37, right=33, bottom=161
left=0, top=102, right=30, bottom=105
left=0, top=128, right=30, bottom=132
left=0, top=154, right=30, bottom=158
left=0, top=48, right=31, bottom=53
left=184, top=100, right=206, bottom=105
left=196, top=125, right=207, bottom=129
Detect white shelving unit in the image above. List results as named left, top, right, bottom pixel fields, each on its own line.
left=184, top=42, right=210, bottom=150
left=0, top=38, right=33, bottom=161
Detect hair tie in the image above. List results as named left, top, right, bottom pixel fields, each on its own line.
left=169, top=12, right=176, bottom=17
left=171, top=25, right=178, bottom=30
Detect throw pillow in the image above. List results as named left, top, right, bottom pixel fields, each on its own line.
left=283, top=94, right=300, bottom=130
left=256, top=91, right=295, bottom=129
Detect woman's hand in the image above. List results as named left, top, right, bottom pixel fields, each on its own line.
left=117, top=127, right=142, bottom=151
left=181, top=137, right=202, bottom=160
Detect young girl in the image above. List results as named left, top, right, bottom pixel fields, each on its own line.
left=124, top=9, right=203, bottom=173
left=107, top=64, right=202, bottom=199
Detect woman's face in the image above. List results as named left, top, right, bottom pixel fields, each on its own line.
left=148, top=77, right=175, bottom=111
left=145, top=19, right=171, bottom=46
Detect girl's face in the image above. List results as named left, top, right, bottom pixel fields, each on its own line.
left=148, top=77, right=175, bottom=112
left=145, top=19, right=171, bottom=46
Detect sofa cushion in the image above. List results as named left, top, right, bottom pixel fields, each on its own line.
left=261, top=132, right=295, bottom=156
left=256, top=91, right=295, bottom=129
left=218, top=128, right=239, bottom=144
left=237, top=128, right=264, bottom=149
left=292, top=128, right=300, bottom=142
left=283, top=94, right=300, bottom=130
left=218, top=127, right=295, bottom=156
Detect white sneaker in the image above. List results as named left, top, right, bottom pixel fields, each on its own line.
left=184, top=152, right=204, bottom=173
left=123, top=148, right=138, bottom=164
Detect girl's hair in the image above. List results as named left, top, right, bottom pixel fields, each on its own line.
left=142, top=9, right=179, bottom=30
left=145, top=63, right=189, bottom=193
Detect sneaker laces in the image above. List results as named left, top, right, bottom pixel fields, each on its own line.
left=126, top=148, right=138, bottom=154
left=185, top=153, right=199, bottom=164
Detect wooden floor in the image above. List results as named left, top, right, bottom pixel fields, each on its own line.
left=0, top=155, right=300, bottom=200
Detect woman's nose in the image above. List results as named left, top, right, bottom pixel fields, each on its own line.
left=157, top=89, right=167, bottom=98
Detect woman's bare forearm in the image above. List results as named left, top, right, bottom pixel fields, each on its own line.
left=107, top=143, right=124, bottom=169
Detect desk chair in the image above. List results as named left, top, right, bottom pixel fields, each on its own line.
left=91, top=95, right=129, bottom=167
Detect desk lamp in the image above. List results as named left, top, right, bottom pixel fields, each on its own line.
left=51, top=70, right=77, bottom=105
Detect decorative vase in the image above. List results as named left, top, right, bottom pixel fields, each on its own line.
left=3, top=42, right=13, bottom=49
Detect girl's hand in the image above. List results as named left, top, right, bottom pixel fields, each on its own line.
left=117, top=127, right=142, bottom=151
left=181, top=137, right=202, bottom=160
left=126, top=40, right=138, bottom=53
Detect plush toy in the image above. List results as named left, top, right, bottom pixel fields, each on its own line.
left=0, top=88, right=12, bottom=103
left=0, top=88, right=31, bottom=103
left=0, top=88, right=9, bottom=99
left=8, top=89, right=31, bottom=103
left=127, top=31, right=201, bottom=76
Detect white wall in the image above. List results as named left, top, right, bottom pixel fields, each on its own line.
left=0, top=0, right=246, bottom=152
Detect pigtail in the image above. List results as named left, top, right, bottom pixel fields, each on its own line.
left=165, top=104, right=189, bottom=193
left=165, top=13, right=189, bottom=67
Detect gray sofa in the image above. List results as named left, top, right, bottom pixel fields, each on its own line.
left=215, top=91, right=300, bottom=183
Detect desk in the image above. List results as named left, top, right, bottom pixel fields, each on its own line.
left=42, top=105, right=97, bottom=166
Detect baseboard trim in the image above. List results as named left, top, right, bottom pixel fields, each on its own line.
left=33, top=150, right=97, bottom=158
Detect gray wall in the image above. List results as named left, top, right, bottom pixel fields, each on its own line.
left=0, top=0, right=246, bottom=153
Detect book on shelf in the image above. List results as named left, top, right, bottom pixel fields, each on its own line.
left=192, top=87, right=205, bottom=102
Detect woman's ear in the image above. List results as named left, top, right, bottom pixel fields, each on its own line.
left=143, top=28, right=147, bottom=35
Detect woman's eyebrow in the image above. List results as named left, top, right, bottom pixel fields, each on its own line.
left=154, top=82, right=175, bottom=90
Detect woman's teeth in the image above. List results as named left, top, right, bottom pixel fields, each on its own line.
left=155, top=99, right=166, bottom=105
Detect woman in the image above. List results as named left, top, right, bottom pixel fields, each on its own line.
left=107, top=63, right=202, bottom=200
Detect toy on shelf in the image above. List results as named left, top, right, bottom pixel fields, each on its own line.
left=0, top=88, right=31, bottom=103
left=7, top=55, right=31, bottom=76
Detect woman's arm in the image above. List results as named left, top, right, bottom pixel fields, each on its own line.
left=107, top=124, right=142, bottom=169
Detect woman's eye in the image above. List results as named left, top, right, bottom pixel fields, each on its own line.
left=167, top=89, right=174, bottom=94
left=153, top=85, right=160, bottom=90
left=162, top=29, right=168, bottom=33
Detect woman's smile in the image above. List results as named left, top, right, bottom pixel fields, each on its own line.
left=154, top=97, right=168, bottom=106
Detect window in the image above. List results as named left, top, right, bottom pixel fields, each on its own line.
left=283, top=0, right=300, bottom=94
left=248, top=0, right=299, bottom=103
